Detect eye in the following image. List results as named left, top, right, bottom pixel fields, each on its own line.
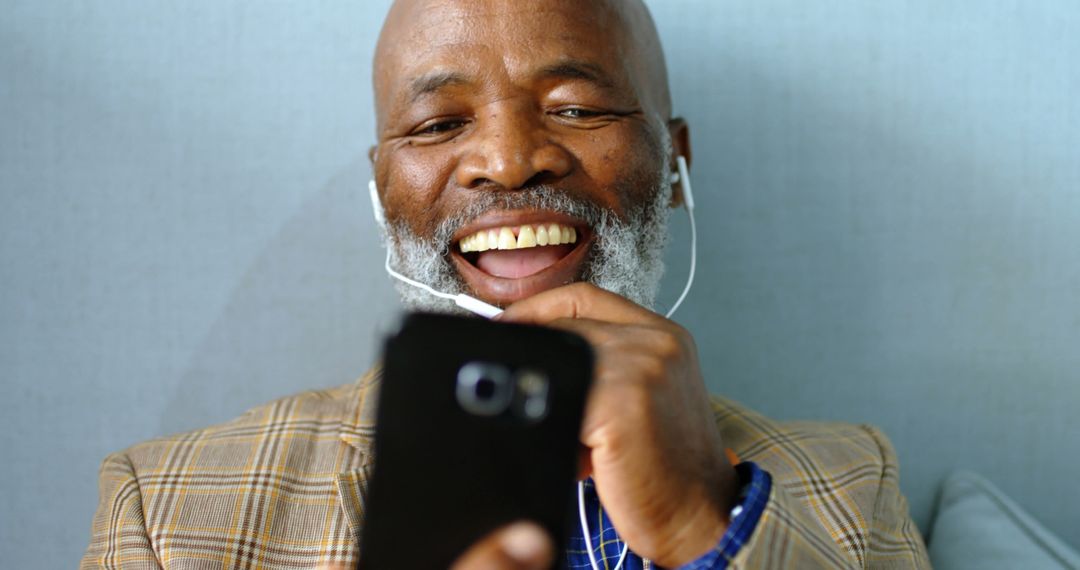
left=555, top=107, right=607, bottom=119
left=412, top=118, right=468, bottom=137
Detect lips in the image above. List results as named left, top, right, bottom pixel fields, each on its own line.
left=449, top=211, right=591, bottom=305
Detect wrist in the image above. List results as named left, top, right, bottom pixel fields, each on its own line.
left=649, top=464, right=740, bottom=567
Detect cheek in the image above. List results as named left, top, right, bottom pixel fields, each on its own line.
left=571, top=125, right=665, bottom=215
left=380, top=147, right=457, bottom=237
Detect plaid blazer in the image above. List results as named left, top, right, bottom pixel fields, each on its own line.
left=83, top=368, right=929, bottom=569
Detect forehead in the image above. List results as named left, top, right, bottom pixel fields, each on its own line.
left=375, top=0, right=634, bottom=105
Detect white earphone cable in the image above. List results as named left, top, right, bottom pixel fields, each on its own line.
left=577, top=158, right=694, bottom=570
left=579, top=480, right=630, bottom=570
left=373, top=154, right=694, bottom=322
left=384, top=248, right=456, bottom=301
left=383, top=248, right=505, bottom=318
left=664, top=155, right=696, bottom=320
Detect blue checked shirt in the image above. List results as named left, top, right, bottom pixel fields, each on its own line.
left=565, top=462, right=771, bottom=570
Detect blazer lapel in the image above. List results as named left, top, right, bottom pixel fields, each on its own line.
left=336, top=367, right=382, bottom=544
left=335, top=465, right=373, bottom=545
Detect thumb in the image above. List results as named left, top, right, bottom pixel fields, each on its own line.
left=451, top=522, right=555, bottom=570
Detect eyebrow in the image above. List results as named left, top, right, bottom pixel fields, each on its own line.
left=537, top=59, right=617, bottom=90
left=407, top=71, right=471, bottom=103
left=405, top=59, right=619, bottom=103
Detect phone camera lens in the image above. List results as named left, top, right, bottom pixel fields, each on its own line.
left=457, top=363, right=512, bottom=416
left=474, top=378, right=496, bottom=400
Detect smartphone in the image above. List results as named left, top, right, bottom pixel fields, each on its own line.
left=357, top=312, right=594, bottom=569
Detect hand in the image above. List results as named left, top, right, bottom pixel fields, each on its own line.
left=450, top=522, right=555, bottom=570
left=499, top=283, right=738, bottom=567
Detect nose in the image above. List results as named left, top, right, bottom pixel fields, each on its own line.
left=455, top=104, right=573, bottom=190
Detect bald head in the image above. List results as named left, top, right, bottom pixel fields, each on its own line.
left=372, top=0, right=673, bottom=133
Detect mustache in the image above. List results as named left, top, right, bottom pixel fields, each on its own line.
left=428, top=186, right=615, bottom=249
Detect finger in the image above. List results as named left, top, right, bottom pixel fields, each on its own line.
left=497, top=282, right=665, bottom=326
left=538, top=316, right=619, bottom=346
left=450, top=522, right=555, bottom=570
left=542, top=317, right=687, bottom=372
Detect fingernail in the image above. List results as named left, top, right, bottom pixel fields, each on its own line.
left=500, top=522, right=550, bottom=564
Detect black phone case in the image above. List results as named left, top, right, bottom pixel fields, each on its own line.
left=358, top=312, right=593, bottom=570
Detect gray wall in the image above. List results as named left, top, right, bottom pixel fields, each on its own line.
left=2, top=1, right=1077, bottom=568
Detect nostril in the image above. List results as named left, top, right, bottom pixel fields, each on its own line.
left=520, top=170, right=561, bottom=189
left=467, top=177, right=496, bottom=190
left=462, top=172, right=559, bottom=192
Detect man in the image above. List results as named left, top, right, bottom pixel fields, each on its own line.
left=84, top=0, right=930, bottom=568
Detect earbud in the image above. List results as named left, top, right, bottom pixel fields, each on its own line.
left=368, top=179, right=386, bottom=228
left=675, top=155, right=694, bottom=211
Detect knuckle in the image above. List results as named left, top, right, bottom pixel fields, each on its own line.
left=671, top=324, right=697, bottom=355
left=651, top=329, right=684, bottom=361
left=638, top=354, right=667, bottom=380
left=616, top=351, right=665, bottom=384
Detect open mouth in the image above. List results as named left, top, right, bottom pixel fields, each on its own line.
left=449, top=214, right=592, bottom=304
left=458, top=222, right=580, bottom=278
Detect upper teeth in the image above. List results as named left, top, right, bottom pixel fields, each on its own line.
left=459, top=223, right=578, bottom=253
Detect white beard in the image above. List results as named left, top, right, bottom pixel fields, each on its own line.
left=381, top=176, right=673, bottom=315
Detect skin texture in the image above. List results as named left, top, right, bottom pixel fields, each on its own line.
left=369, top=0, right=734, bottom=567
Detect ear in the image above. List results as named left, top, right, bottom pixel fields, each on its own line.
left=667, top=118, right=692, bottom=208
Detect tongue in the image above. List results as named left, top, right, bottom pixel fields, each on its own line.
left=475, top=245, right=574, bottom=278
